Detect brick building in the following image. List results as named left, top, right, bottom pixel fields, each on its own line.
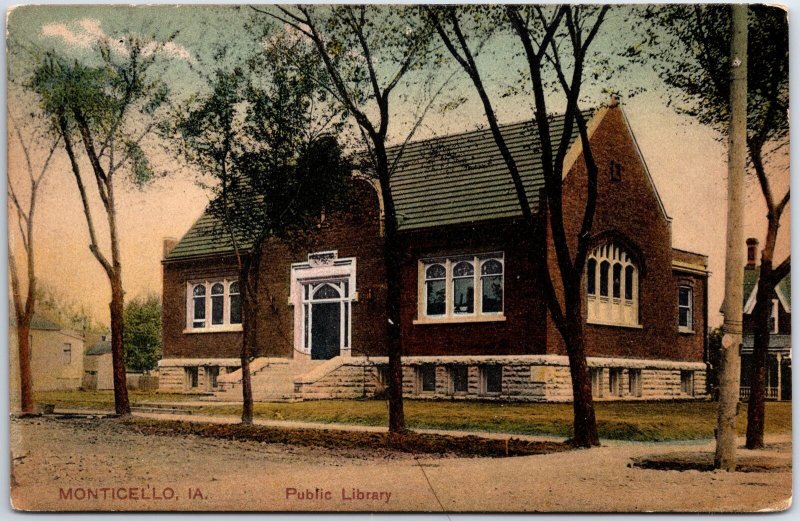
left=159, top=102, right=710, bottom=402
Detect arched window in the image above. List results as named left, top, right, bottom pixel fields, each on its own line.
left=480, top=259, right=503, bottom=313
left=586, top=243, right=639, bottom=326
left=211, top=283, right=225, bottom=325
left=187, top=279, right=242, bottom=330
left=452, top=261, right=475, bottom=314
left=229, top=281, right=241, bottom=325
left=425, top=264, right=446, bottom=316
left=192, top=284, right=206, bottom=328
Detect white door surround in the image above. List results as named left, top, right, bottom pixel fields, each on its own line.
left=289, top=251, right=357, bottom=360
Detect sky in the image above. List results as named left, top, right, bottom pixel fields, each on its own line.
left=5, top=4, right=791, bottom=329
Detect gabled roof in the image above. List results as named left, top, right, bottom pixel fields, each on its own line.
left=387, top=112, right=584, bottom=231
left=85, top=340, right=112, bottom=356
left=165, top=212, right=251, bottom=261
left=16, top=314, right=63, bottom=331
left=743, top=267, right=791, bottom=314
left=166, top=110, right=593, bottom=260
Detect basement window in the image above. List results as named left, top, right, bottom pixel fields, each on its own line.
left=449, top=366, right=469, bottom=394
left=680, top=371, right=694, bottom=396
left=480, top=365, right=502, bottom=395
left=185, top=367, right=199, bottom=389
left=609, top=368, right=623, bottom=397
left=416, top=365, right=436, bottom=393
left=628, top=369, right=642, bottom=397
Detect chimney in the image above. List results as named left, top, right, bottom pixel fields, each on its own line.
left=746, top=237, right=759, bottom=268
left=608, top=94, right=621, bottom=108
left=163, top=237, right=178, bottom=258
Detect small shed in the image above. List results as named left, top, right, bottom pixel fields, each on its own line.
left=83, top=336, right=113, bottom=390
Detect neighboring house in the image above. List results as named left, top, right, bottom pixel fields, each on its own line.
left=83, top=335, right=114, bottom=391
left=9, top=315, right=85, bottom=396
left=740, top=238, right=791, bottom=401
left=159, top=101, right=710, bottom=402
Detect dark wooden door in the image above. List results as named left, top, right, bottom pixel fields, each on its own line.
left=311, top=303, right=341, bottom=360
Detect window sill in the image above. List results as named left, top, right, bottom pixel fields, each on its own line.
left=413, top=315, right=506, bottom=325
left=678, top=328, right=695, bottom=335
left=183, top=325, right=243, bottom=334
left=586, top=319, right=642, bottom=329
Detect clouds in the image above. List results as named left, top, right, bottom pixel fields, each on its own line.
left=40, top=18, right=193, bottom=62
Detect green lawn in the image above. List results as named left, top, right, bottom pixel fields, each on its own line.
left=199, top=400, right=791, bottom=442
left=34, top=390, right=199, bottom=409
left=36, top=391, right=792, bottom=442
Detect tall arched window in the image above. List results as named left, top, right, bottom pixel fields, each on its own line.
left=425, top=264, right=446, bottom=316
left=480, top=259, right=503, bottom=313
left=452, top=261, right=475, bottom=314
left=192, top=284, right=206, bottom=328
left=229, top=281, right=241, bottom=325
left=586, top=243, right=639, bottom=326
left=211, top=282, right=225, bottom=325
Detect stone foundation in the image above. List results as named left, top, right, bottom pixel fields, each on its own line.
left=158, top=358, right=241, bottom=392
left=294, top=355, right=708, bottom=402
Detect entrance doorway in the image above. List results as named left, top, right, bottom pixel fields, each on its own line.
left=304, top=281, right=351, bottom=360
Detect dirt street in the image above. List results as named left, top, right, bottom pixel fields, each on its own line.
left=9, top=416, right=792, bottom=512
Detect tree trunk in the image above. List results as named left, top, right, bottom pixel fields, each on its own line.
left=15, top=320, right=35, bottom=414
left=715, top=2, right=748, bottom=471
left=239, top=258, right=257, bottom=425
left=745, top=224, right=780, bottom=448
left=564, top=297, right=599, bottom=447
left=384, top=237, right=406, bottom=434
left=375, top=142, right=406, bottom=435
left=109, top=272, right=131, bottom=416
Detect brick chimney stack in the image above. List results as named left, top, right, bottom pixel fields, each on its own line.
left=163, top=237, right=178, bottom=258
left=746, top=237, right=759, bottom=268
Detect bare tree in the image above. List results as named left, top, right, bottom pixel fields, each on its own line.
left=7, top=106, right=61, bottom=414
left=642, top=4, right=789, bottom=452
left=30, top=38, right=171, bottom=416
left=258, top=5, right=439, bottom=434
left=428, top=5, right=608, bottom=447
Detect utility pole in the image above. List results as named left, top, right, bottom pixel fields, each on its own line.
left=715, top=3, right=748, bottom=472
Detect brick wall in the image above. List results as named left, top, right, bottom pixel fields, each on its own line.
left=545, top=106, right=706, bottom=363
left=162, top=179, right=387, bottom=360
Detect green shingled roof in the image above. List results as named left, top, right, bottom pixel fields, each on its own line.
left=743, top=267, right=791, bottom=307
left=165, top=212, right=252, bottom=261
left=166, top=113, right=584, bottom=261
left=388, top=113, right=581, bottom=231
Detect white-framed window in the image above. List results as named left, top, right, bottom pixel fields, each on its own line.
left=678, top=286, right=693, bottom=332
left=586, top=243, right=639, bottom=327
left=186, top=278, right=242, bottom=332
left=62, top=343, right=72, bottom=365
left=770, top=299, right=779, bottom=333
left=418, top=253, right=504, bottom=323
left=680, top=370, right=694, bottom=396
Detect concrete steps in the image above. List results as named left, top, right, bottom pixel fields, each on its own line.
left=210, top=358, right=327, bottom=402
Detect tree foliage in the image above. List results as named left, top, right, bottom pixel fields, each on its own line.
left=28, top=36, right=173, bottom=416
left=123, top=294, right=162, bottom=373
